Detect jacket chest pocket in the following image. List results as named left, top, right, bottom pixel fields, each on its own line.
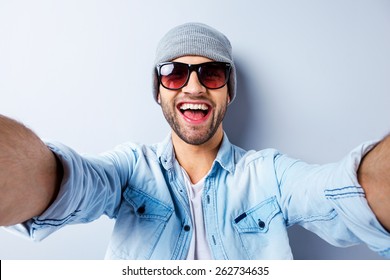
left=233, top=196, right=290, bottom=259
left=124, top=187, right=173, bottom=221
left=109, top=186, right=174, bottom=259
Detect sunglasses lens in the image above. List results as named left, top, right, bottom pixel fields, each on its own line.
left=159, top=63, right=188, bottom=89
left=158, top=62, right=230, bottom=90
left=199, top=63, right=229, bottom=89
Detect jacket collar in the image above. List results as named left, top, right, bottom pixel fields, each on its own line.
left=157, top=132, right=236, bottom=174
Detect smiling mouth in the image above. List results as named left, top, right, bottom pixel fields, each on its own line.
left=178, top=103, right=211, bottom=122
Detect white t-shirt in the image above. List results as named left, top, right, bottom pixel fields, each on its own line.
left=181, top=168, right=213, bottom=260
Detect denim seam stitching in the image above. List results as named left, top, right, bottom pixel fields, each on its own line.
left=33, top=210, right=81, bottom=227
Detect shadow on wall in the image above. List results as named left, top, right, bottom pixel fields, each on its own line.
left=224, top=58, right=263, bottom=151
left=288, top=225, right=385, bottom=260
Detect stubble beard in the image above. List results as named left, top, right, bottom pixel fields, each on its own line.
left=160, top=99, right=228, bottom=146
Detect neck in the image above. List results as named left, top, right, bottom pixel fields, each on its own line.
left=172, top=128, right=223, bottom=184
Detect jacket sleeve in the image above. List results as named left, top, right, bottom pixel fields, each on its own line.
left=274, top=140, right=390, bottom=258
left=5, top=141, right=137, bottom=242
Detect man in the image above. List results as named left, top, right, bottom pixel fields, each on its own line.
left=0, top=22, right=389, bottom=259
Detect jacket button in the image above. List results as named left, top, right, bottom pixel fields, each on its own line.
left=258, top=220, right=265, bottom=229
left=184, top=225, right=191, bottom=231
left=137, top=206, right=145, bottom=214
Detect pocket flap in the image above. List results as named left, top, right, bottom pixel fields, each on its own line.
left=234, top=196, right=280, bottom=233
left=123, top=187, right=173, bottom=221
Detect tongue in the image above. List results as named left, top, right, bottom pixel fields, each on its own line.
left=183, top=110, right=206, bottom=121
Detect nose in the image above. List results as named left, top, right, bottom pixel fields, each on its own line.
left=182, top=71, right=205, bottom=95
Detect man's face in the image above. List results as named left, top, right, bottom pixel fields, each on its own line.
left=157, top=56, right=230, bottom=146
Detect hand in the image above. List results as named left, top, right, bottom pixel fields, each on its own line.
left=358, top=134, right=390, bottom=232
left=0, top=115, right=62, bottom=226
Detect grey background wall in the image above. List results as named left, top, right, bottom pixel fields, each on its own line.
left=0, top=0, right=388, bottom=259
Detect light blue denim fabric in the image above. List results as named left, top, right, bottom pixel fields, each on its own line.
left=9, top=133, right=390, bottom=259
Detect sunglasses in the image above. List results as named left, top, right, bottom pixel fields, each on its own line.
left=156, top=61, right=231, bottom=90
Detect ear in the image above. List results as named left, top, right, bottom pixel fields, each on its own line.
left=157, top=92, right=161, bottom=104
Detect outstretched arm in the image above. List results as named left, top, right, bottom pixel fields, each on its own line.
left=0, top=114, right=62, bottom=226
left=358, top=134, right=390, bottom=232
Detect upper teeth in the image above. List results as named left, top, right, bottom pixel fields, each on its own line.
left=180, top=103, right=208, bottom=110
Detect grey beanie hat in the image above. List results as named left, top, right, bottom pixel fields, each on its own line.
left=153, top=22, right=236, bottom=104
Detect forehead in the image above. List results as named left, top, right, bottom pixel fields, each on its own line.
left=171, top=56, right=214, bottom=64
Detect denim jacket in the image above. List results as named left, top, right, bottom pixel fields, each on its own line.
left=10, top=133, right=390, bottom=259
